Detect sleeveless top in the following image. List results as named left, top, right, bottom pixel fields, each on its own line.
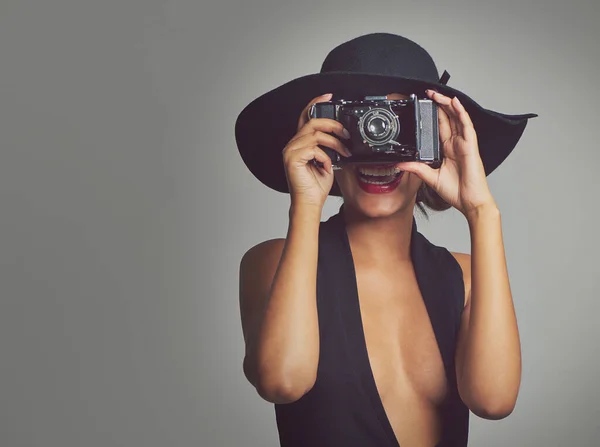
left=274, top=206, right=470, bottom=447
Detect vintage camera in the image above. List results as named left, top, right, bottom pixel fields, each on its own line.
left=308, top=94, right=441, bottom=169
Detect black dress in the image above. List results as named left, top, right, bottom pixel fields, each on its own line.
left=274, top=207, right=470, bottom=447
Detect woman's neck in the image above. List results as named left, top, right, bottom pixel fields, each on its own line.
left=341, top=204, right=415, bottom=265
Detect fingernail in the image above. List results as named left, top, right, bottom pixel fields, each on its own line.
left=342, top=128, right=351, bottom=139
left=454, top=96, right=462, bottom=105
left=323, top=93, right=333, bottom=100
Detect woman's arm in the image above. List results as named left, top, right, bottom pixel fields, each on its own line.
left=239, top=93, right=349, bottom=405
left=395, top=90, right=523, bottom=420
left=239, top=204, right=322, bottom=404
left=453, top=204, right=522, bottom=420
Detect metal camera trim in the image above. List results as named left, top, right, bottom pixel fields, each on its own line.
left=358, top=107, right=400, bottom=147
left=307, top=94, right=441, bottom=169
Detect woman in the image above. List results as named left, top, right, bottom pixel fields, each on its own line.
left=235, top=33, right=536, bottom=447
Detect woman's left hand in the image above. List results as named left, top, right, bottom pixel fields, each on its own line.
left=395, top=89, right=497, bottom=218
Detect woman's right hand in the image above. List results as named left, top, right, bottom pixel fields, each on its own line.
left=282, top=93, right=352, bottom=209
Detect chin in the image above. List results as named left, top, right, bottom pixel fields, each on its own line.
left=349, top=195, right=412, bottom=219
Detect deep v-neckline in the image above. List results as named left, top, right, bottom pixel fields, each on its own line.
left=331, top=209, right=453, bottom=447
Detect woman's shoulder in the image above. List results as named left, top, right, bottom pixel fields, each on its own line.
left=421, top=235, right=471, bottom=280
left=240, top=238, right=286, bottom=272
left=239, top=238, right=287, bottom=310
left=449, top=252, right=471, bottom=272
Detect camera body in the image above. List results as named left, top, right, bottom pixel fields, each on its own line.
left=308, top=94, right=441, bottom=168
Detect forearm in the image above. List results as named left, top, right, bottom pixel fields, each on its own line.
left=249, top=204, right=322, bottom=401
left=460, top=204, right=522, bottom=416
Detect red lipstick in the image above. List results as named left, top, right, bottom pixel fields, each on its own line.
left=355, top=166, right=404, bottom=194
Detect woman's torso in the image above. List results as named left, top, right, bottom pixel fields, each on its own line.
left=355, top=256, right=450, bottom=446
left=274, top=210, right=469, bottom=447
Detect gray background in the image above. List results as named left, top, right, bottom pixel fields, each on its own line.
left=1, top=0, right=598, bottom=446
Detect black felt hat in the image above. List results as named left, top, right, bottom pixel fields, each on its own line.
left=234, top=33, right=537, bottom=197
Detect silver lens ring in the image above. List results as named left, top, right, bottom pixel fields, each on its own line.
left=358, top=108, right=399, bottom=146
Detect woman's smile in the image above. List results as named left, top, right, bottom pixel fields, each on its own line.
left=353, top=163, right=405, bottom=194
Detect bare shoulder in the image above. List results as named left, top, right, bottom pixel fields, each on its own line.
left=239, top=238, right=286, bottom=340
left=449, top=252, right=471, bottom=275
left=240, top=238, right=286, bottom=276
left=449, top=252, right=472, bottom=308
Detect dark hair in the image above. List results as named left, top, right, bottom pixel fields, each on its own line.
left=415, top=183, right=451, bottom=218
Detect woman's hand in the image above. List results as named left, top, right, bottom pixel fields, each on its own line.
left=395, top=90, right=497, bottom=218
left=283, top=93, right=351, bottom=209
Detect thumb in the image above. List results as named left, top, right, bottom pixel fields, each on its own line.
left=395, top=161, right=438, bottom=188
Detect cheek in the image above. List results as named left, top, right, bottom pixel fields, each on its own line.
left=406, top=173, right=423, bottom=192
left=334, top=169, right=355, bottom=189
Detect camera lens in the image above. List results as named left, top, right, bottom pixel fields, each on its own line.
left=368, top=118, right=388, bottom=138
left=359, top=108, right=399, bottom=146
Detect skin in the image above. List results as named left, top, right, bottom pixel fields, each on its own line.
left=239, top=90, right=522, bottom=445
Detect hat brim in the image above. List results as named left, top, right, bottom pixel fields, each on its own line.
left=235, top=71, right=537, bottom=197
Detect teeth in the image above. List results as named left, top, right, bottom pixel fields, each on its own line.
left=357, top=166, right=402, bottom=176
left=357, top=168, right=404, bottom=185
left=361, top=177, right=399, bottom=185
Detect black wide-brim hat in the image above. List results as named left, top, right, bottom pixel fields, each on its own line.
left=235, top=33, right=537, bottom=197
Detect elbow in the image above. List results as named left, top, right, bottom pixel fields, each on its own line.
left=457, top=369, right=520, bottom=420
left=458, top=381, right=518, bottom=420
left=256, top=376, right=313, bottom=404
left=462, top=390, right=517, bottom=420
left=243, top=355, right=316, bottom=404
left=470, top=399, right=516, bottom=420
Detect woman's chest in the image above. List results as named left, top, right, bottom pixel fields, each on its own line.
left=355, top=267, right=449, bottom=407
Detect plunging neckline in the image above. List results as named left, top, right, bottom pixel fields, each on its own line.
left=332, top=209, right=450, bottom=447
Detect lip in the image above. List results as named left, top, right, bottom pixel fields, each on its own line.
left=355, top=167, right=404, bottom=194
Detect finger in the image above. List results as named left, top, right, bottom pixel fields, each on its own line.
left=287, top=130, right=351, bottom=158
left=394, top=161, right=439, bottom=189
left=285, top=145, right=334, bottom=175
left=297, top=93, right=333, bottom=131
left=450, top=96, right=477, bottom=141
left=426, top=89, right=454, bottom=106
left=426, top=90, right=459, bottom=136
left=294, top=117, right=351, bottom=143
left=311, top=146, right=334, bottom=175
left=436, top=105, right=453, bottom=144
